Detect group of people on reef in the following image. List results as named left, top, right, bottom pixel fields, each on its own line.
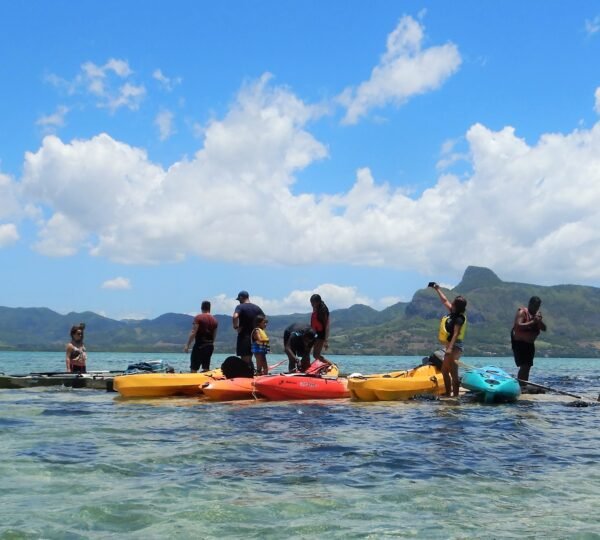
left=66, top=283, right=547, bottom=397
left=183, top=290, right=331, bottom=379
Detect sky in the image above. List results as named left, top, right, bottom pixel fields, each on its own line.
left=1, top=1, right=600, bottom=320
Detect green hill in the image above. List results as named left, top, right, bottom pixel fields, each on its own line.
left=1, top=266, right=599, bottom=357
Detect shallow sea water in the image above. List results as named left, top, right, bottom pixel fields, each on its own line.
left=1, top=352, right=600, bottom=539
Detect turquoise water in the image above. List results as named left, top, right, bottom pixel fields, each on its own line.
left=1, top=352, right=600, bottom=539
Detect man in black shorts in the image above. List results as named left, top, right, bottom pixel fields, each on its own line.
left=511, top=296, right=547, bottom=387
left=184, top=300, right=218, bottom=372
left=283, top=323, right=318, bottom=372
left=232, top=291, right=264, bottom=370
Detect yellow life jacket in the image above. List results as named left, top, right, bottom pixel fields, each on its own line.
left=438, top=313, right=467, bottom=344
left=253, top=327, right=269, bottom=346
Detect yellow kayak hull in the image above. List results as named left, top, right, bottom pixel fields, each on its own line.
left=113, top=370, right=223, bottom=398
left=348, top=364, right=445, bottom=401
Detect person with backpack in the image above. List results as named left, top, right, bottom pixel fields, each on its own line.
left=429, top=282, right=467, bottom=398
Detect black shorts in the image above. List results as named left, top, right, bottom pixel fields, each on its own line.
left=512, top=339, right=535, bottom=367
left=190, top=343, right=214, bottom=371
left=236, top=332, right=252, bottom=357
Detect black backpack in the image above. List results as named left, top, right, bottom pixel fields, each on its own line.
left=221, top=356, right=255, bottom=379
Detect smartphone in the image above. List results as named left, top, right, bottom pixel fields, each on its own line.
left=428, top=282, right=437, bottom=288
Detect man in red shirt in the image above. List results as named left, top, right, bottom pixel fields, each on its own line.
left=184, top=300, right=219, bottom=372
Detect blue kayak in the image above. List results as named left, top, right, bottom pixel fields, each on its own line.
left=461, top=365, right=521, bottom=403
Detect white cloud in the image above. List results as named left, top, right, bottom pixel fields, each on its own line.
left=0, top=172, right=22, bottom=220
left=17, top=77, right=600, bottom=286
left=155, top=110, right=175, bottom=140
left=102, top=276, right=132, bottom=290
left=339, top=15, right=461, bottom=124
left=585, top=16, right=600, bottom=36
left=0, top=223, right=19, bottom=247
left=436, top=137, right=468, bottom=170
left=208, top=283, right=387, bottom=316
left=153, top=69, right=182, bottom=91
left=104, top=82, right=146, bottom=112
left=36, top=105, right=69, bottom=131
left=595, top=87, right=600, bottom=115
left=47, top=58, right=145, bottom=112
left=33, top=212, right=88, bottom=256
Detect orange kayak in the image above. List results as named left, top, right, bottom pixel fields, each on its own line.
left=202, top=377, right=256, bottom=401
left=254, top=374, right=349, bottom=400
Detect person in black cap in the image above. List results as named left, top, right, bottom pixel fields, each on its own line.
left=232, top=290, right=264, bottom=370
left=283, top=323, right=318, bottom=372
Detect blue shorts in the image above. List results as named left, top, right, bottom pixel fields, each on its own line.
left=251, top=343, right=269, bottom=354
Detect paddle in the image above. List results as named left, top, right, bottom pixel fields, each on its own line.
left=515, top=378, right=599, bottom=402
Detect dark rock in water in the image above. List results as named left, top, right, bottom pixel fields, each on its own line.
left=521, top=385, right=546, bottom=394
left=565, top=401, right=593, bottom=408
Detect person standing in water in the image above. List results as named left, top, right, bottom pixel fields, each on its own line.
left=184, top=300, right=219, bottom=372
left=66, top=323, right=87, bottom=373
left=251, top=314, right=270, bottom=375
left=232, top=290, right=264, bottom=372
left=310, top=294, right=331, bottom=364
left=511, top=296, right=547, bottom=388
left=430, top=283, right=467, bottom=398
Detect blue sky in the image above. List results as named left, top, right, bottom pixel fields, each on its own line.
left=1, top=1, right=600, bottom=319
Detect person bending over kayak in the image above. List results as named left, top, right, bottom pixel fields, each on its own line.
left=430, top=283, right=467, bottom=398
left=283, top=323, right=318, bottom=372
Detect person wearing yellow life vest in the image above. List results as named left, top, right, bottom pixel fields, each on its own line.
left=429, top=282, right=467, bottom=397
left=251, top=314, right=270, bottom=376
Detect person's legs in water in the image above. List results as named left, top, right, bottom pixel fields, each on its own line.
left=517, top=363, right=532, bottom=384
left=441, top=354, right=453, bottom=397
left=442, top=348, right=461, bottom=397
left=450, top=350, right=461, bottom=397
left=312, top=338, right=325, bottom=361
left=255, top=353, right=268, bottom=375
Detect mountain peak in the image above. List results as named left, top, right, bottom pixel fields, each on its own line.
left=455, top=266, right=502, bottom=292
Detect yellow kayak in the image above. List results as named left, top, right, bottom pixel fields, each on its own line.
left=347, top=364, right=445, bottom=401
left=113, top=369, right=223, bottom=398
